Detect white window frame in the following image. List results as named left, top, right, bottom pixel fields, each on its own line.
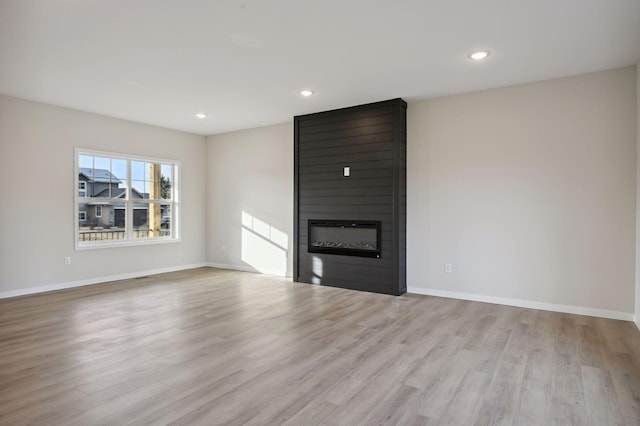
left=78, top=181, right=87, bottom=197
left=79, top=211, right=87, bottom=222
left=95, top=205, right=102, bottom=217
left=75, top=148, right=181, bottom=250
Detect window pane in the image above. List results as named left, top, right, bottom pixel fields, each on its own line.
left=78, top=216, right=88, bottom=242
left=78, top=155, right=93, bottom=169
left=149, top=180, right=160, bottom=200
left=94, top=156, right=110, bottom=171
left=147, top=163, right=161, bottom=200
left=112, top=159, right=127, bottom=181
left=78, top=203, right=126, bottom=242
left=131, top=181, right=148, bottom=199
left=78, top=156, right=93, bottom=197
left=132, top=203, right=148, bottom=238
left=160, top=204, right=171, bottom=236
left=131, top=161, right=145, bottom=181
left=161, top=164, right=172, bottom=200
left=111, top=159, right=127, bottom=198
left=77, top=155, right=127, bottom=199
left=93, top=157, right=111, bottom=197
left=112, top=203, right=126, bottom=229
left=133, top=203, right=169, bottom=239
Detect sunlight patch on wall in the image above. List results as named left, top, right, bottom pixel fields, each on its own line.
left=241, top=211, right=288, bottom=276
left=311, top=255, right=323, bottom=284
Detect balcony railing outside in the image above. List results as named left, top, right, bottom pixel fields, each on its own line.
left=78, top=228, right=171, bottom=241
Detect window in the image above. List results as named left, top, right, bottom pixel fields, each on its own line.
left=76, top=149, right=180, bottom=249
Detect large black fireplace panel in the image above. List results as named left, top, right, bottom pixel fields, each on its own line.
left=294, top=98, right=407, bottom=295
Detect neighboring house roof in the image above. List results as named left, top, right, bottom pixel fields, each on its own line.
left=79, top=168, right=149, bottom=199
left=132, top=189, right=146, bottom=199
left=92, top=187, right=145, bottom=199
left=93, top=188, right=125, bottom=198
left=78, top=167, right=122, bottom=184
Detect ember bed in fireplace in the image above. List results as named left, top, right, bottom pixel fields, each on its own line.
left=308, top=220, right=381, bottom=258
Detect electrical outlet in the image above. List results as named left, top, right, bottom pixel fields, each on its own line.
left=64, top=257, right=72, bottom=266
left=444, top=263, right=452, bottom=273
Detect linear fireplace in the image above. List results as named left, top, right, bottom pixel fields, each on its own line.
left=308, top=220, right=381, bottom=258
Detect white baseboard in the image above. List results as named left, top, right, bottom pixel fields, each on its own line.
left=635, top=317, right=640, bottom=331
left=4, top=269, right=632, bottom=324
left=407, top=286, right=634, bottom=322
left=0, top=262, right=208, bottom=299
left=207, top=262, right=292, bottom=278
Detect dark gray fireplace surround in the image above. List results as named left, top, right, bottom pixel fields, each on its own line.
left=294, top=98, right=407, bottom=295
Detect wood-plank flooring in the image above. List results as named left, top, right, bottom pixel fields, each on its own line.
left=1, top=267, right=640, bottom=425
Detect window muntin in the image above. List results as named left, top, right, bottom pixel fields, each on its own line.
left=75, top=149, right=179, bottom=249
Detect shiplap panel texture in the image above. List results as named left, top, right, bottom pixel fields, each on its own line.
left=294, top=99, right=407, bottom=295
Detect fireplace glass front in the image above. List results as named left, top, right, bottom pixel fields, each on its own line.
left=308, top=220, right=381, bottom=258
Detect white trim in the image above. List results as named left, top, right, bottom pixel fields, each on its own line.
left=207, top=262, right=293, bottom=278
left=77, top=236, right=181, bottom=250
left=95, top=205, right=102, bottom=217
left=76, top=147, right=181, bottom=165
left=407, top=286, right=634, bottom=322
left=635, top=317, right=640, bottom=331
left=0, top=263, right=207, bottom=299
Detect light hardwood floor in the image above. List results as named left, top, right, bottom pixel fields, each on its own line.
left=1, top=267, right=640, bottom=425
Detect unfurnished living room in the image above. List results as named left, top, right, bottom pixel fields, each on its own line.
left=1, top=1, right=640, bottom=425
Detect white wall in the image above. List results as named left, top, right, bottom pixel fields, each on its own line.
left=408, top=67, right=637, bottom=318
left=0, top=95, right=207, bottom=296
left=636, top=64, right=640, bottom=328
left=2, top=67, right=637, bottom=321
left=205, top=123, right=293, bottom=276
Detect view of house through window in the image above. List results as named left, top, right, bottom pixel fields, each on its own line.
left=76, top=150, right=179, bottom=248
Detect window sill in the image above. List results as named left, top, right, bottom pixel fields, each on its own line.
left=75, top=237, right=181, bottom=251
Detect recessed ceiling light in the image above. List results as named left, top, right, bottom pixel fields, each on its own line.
left=300, top=89, right=314, bottom=97
left=469, top=51, right=489, bottom=60
left=195, top=112, right=207, bottom=119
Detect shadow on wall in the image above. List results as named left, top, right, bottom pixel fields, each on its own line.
left=241, top=211, right=288, bottom=276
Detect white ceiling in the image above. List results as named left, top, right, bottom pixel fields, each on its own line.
left=1, top=0, right=639, bottom=136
